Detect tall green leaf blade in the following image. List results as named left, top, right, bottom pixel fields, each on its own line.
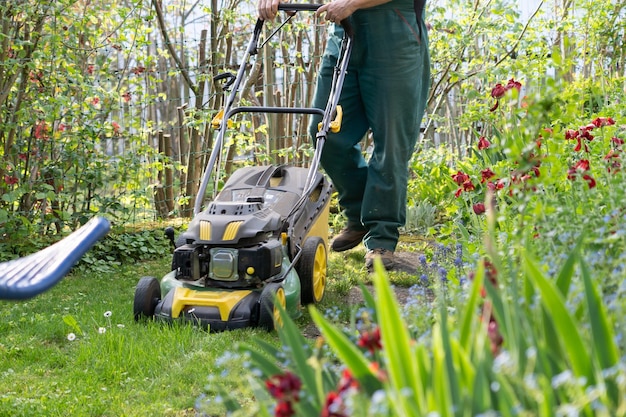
left=460, top=259, right=484, bottom=349
left=523, top=254, right=593, bottom=381
left=275, top=303, right=321, bottom=410
left=554, top=238, right=581, bottom=296
left=239, top=343, right=283, bottom=377
left=438, top=303, right=461, bottom=411
left=580, top=259, right=618, bottom=369
left=308, top=307, right=381, bottom=395
left=372, top=260, right=425, bottom=415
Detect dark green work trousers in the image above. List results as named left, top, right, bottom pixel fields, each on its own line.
left=309, top=3, right=430, bottom=252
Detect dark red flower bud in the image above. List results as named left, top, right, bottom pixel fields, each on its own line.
left=472, top=203, right=486, bottom=215
left=477, top=136, right=491, bottom=150
left=491, top=83, right=506, bottom=99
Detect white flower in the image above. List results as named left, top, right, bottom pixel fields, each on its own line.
left=117, top=324, right=125, bottom=329
left=67, top=333, right=76, bottom=341
left=98, top=327, right=107, bottom=334
left=103, top=311, right=112, bottom=318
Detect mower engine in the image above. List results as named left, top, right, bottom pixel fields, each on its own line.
left=172, top=239, right=283, bottom=287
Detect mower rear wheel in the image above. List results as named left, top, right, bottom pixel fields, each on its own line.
left=258, top=283, right=286, bottom=331
left=133, top=276, right=161, bottom=321
left=297, top=237, right=327, bottom=305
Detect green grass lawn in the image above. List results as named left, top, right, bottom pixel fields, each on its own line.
left=0, top=258, right=270, bottom=416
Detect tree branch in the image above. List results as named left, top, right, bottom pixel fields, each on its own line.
left=152, top=0, right=199, bottom=97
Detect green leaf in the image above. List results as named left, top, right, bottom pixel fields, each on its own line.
left=309, top=307, right=380, bottom=395
left=523, top=253, right=593, bottom=382
left=371, top=260, right=425, bottom=415
left=275, top=303, right=321, bottom=411
left=62, top=314, right=83, bottom=335
left=437, top=304, right=461, bottom=410
left=460, top=259, right=484, bottom=348
left=238, top=342, right=283, bottom=378
left=580, top=259, right=619, bottom=369
left=555, top=237, right=582, bottom=296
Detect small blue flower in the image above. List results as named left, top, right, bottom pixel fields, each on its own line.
left=439, top=267, right=448, bottom=282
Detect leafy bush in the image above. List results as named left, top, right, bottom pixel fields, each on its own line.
left=77, top=227, right=172, bottom=273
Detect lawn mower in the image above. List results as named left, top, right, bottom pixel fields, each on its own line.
left=133, top=4, right=353, bottom=331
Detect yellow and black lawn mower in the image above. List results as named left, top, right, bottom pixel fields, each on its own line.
left=133, top=4, right=353, bottom=331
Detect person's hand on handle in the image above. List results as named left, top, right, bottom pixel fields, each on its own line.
left=316, top=0, right=392, bottom=23
left=257, top=0, right=281, bottom=20
left=316, top=0, right=356, bottom=23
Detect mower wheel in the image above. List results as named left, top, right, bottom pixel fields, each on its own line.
left=297, top=237, right=327, bottom=305
left=258, top=283, right=286, bottom=331
left=133, top=276, right=161, bottom=321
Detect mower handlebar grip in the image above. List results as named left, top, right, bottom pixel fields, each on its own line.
left=278, top=3, right=322, bottom=12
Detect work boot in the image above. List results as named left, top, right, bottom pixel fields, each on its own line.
left=331, top=227, right=367, bottom=252
left=365, top=248, right=394, bottom=271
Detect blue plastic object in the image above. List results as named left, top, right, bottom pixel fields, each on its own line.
left=0, top=216, right=110, bottom=300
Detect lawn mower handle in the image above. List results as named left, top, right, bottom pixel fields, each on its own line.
left=278, top=3, right=321, bottom=11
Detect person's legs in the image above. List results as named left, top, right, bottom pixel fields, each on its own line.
left=354, top=8, right=431, bottom=261
left=309, top=26, right=370, bottom=248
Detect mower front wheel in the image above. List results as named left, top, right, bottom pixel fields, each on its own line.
left=297, top=237, right=327, bottom=305
left=133, top=276, right=161, bottom=321
left=258, top=283, right=286, bottom=331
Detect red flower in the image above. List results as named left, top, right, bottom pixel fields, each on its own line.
left=321, top=392, right=346, bottom=417
left=575, top=159, right=590, bottom=171
left=489, top=78, right=523, bottom=112
left=122, top=91, right=132, bottom=102
left=480, top=168, right=495, bottom=183
left=490, top=83, right=507, bottom=99
left=488, top=319, right=504, bottom=355
left=463, top=180, right=475, bottom=192
left=357, top=327, right=382, bottom=354
left=612, top=136, right=624, bottom=146
left=87, top=64, right=95, bottom=75
left=487, top=179, right=505, bottom=191
left=92, top=97, right=100, bottom=106
left=337, top=369, right=359, bottom=393
left=472, top=203, right=486, bottom=215
left=34, top=121, right=49, bottom=140
left=579, top=129, right=594, bottom=142
left=452, top=171, right=470, bottom=185
left=454, top=171, right=476, bottom=197
left=583, top=174, right=596, bottom=189
left=477, top=136, right=491, bottom=150
left=565, top=129, right=579, bottom=140
left=567, top=159, right=596, bottom=188
left=505, top=78, right=522, bottom=91
left=368, top=361, right=388, bottom=382
left=266, top=372, right=302, bottom=402
left=112, top=121, right=121, bottom=135
left=591, top=116, right=615, bottom=127
left=274, top=401, right=295, bottom=417
left=605, top=150, right=622, bottom=174
left=4, top=175, right=18, bottom=185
